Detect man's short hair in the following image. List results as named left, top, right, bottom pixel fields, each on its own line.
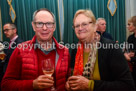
left=4, top=22, right=17, bottom=29
left=32, top=8, right=56, bottom=23
left=96, top=18, right=106, bottom=24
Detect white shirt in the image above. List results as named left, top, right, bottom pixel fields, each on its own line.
left=9, top=35, right=18, bottom=48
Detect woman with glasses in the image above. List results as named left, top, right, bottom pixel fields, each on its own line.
left=66, top=9, right=135, bottom=91
left=124, top=16, right=136, bottom=88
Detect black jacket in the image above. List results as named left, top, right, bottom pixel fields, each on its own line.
left=71, top=37, right=135, bottom=91
left=0, top=41, right=4, bottom=84
left=3, top=37, right=23, bottom=72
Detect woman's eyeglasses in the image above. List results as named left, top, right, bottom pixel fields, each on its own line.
left=73, top=22, right=93, bottom=29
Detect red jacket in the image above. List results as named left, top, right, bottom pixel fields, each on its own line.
left=1, top=36, right=71, bottom=91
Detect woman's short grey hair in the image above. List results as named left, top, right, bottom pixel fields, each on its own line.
left=32, top=8, right=56, bottom=23
left=73, top=9, right=96, bottom=25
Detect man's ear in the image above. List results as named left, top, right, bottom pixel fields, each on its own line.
left=53, top=23, right=56, bottom=32
left=32, top=22, right=36, bottom=32
left=13, top=28, right=17, bottom=34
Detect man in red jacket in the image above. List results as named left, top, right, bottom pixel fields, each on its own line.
left=1, top=8, right=71, bottom=91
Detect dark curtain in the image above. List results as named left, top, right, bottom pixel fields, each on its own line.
left=1, top=0, right=126, bottom=44
left=1, top=0, right=60, bottom=42
left=63, top=0, right=126, bottom=44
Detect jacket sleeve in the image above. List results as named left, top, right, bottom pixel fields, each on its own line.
left=65, top=47, right=71, bottom=79
left=94, top=48, right=135, bottom=91
left=1, top=48, right=34, bottom=91
left=68, top=52, right=71, bottom=78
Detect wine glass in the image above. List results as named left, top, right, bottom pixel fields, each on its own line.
left=0, top=53, right=6, bottom=61
left=0, top=53, right=6, bottom=62
left=42, top=59, right=56, bottom=91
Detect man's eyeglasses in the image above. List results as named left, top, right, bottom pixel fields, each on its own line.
left=73, top=22, right=93, bottom=29
left=34, top=22, right=55, bottom=28
left=100, top=23, right=106, bottom=26
left=3, top=28, right=14, bottom=32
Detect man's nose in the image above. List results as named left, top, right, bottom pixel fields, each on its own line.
left=43, top=24, right=47, bottom=30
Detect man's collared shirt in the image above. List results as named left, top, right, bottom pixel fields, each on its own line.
left=34, top=39, right=56, bottom=54
left=9, top=35, right=18, bottom=49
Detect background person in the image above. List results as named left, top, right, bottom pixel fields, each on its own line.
left=96, top=18, right=113, bottom=40
left=0, top=41, right=5, bottom=91
left=124, top=16, right=136, bottom=88
left=0, top=23, right=23, bottom=91
left=3, top=23, right=24, bottom=72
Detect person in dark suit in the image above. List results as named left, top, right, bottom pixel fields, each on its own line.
left=96, top=18, right=113, bottom=40
left=0, top=23, right=23, bottom=91
left=65, top=9, right=135, bottom=91
left=0, top=41, right=5, bottom=91
left=3, top=23, right=24, bottom=72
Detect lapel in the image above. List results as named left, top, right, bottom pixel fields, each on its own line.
left=98, top=37, right=111, bottom=80
left=98, top=47, right=103, bottom=78
left=7, top=38, right=18, bottom=54
left=98, top=37, right=105, bottom=79
left=12, top=37, right=18, bottom=48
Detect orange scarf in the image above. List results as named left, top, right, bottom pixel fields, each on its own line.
left=73, top=43, right=84, bottom=75
left=73, top=32, right=100, bottom=78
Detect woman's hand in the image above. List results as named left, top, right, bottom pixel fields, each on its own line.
left=124, top=52, right=135, bottom=61
left=68, top=75, right=90, bottom=91
left=124, top=53, right=131, bottom=61
left=33, top=75, right=54, bottom=89
left=128, top=52, right=135, bottom=57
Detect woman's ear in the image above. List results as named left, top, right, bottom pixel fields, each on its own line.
left=94, top=24, right=98, bottom=32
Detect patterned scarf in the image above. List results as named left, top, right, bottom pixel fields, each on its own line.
left=73, top=32, right=100, bottom=79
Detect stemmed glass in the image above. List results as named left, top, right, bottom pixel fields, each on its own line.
left=0, top=53, right=6, bottom=62
left=42, top=59, right=56, bottom=91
